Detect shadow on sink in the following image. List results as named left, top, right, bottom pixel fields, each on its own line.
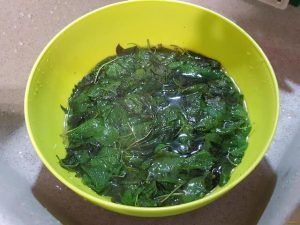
left=32, top=158, right=276, bottom=225
left=0, top=108, right=24, bottom=144
left=286, top=204, right=300, bottom=225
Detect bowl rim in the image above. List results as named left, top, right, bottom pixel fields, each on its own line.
left=24, top=0, right=279, bottom=217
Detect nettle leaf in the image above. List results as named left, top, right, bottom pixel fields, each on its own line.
left=105, top=63, right=126, bottom=79
left=116, top=44, right=137, bottom=56
left=182, top=177, right=208, bottom=203
left=81, top=147, right=122, bottom=193
left=61, top=45, right=251, bottom=207
left=120, top=184, right=144, bottom=206
left=168, top=61, right=183, bottom=69
left=60, top=153, right=79, bottom=169
left=196, top=97, right=226, bottom=131
left=219, top=159, right=235, bottom=186
left=90, top=147, right=121, bottom=167
left=135, top=68, right=146, bottom=80
left=124, top=93, right=150, bottom=114
left=67, top=118, right=118, bottom=147
left=73, top=149, right=92, bottom=164
left=137, top=181, right=159, bottom=207
left=203, top=132, right=222, bottom=151
left=183, top=150, right=215, bottom=171
left=97, top=79, right=121, bottom=95
left=148, top=155, right=182, bottom=181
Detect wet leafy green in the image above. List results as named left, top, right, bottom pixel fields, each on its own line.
left=60, top=44, right=251, bottom=207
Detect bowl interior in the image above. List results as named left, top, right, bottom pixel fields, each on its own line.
left=25, top=0, right=278, bottom=217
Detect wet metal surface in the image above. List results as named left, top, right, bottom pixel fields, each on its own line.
left=0, top=1, right=299, bottom=224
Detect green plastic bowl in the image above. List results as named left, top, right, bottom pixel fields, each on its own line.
left=25, top=0, right=279, bottom=217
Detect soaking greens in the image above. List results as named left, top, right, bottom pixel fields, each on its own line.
left=60, top=44, right=251, bottom=207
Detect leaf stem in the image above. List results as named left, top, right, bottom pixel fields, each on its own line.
left=127, top=128, right=153, bottom=149
left=94, top=57, right=119, bottom=83
left=156, top=192, right=184, bottom=199
left=159, top=183, right=184, bottom=203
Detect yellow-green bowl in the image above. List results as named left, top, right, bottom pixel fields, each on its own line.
left=25, top=0, right=279, bottom=217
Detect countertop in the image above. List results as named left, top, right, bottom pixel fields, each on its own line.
left=0, top=0, right=299, bottom=224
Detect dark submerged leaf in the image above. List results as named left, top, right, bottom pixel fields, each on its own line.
left=60, top=44, right=251, bottom=207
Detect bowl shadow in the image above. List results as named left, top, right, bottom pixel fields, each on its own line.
left=32, top=158, right=276, bottom=225
left=0, top=106, right=24, bottom=144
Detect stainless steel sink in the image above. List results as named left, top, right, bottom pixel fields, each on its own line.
left=0, top=0, right=299, bottom=224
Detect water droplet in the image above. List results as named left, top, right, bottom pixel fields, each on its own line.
left=18, top=151, right=22, bottom=154
left=49, top=10, right=54, bottom=15
left=288, top=116, right=292, bottom=119
left=27, top=13, right=32, bottom=19
left=55, top=185, right=62, bottom=191
left=19, top=12, right=24, bottom=17
left=13, top=48, right=17, bottom=53
left=13, top=25, right=17, bottom=29
left=2, top=31, right=6, bottom=36
left=18, top=41, right=24, bottom=46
